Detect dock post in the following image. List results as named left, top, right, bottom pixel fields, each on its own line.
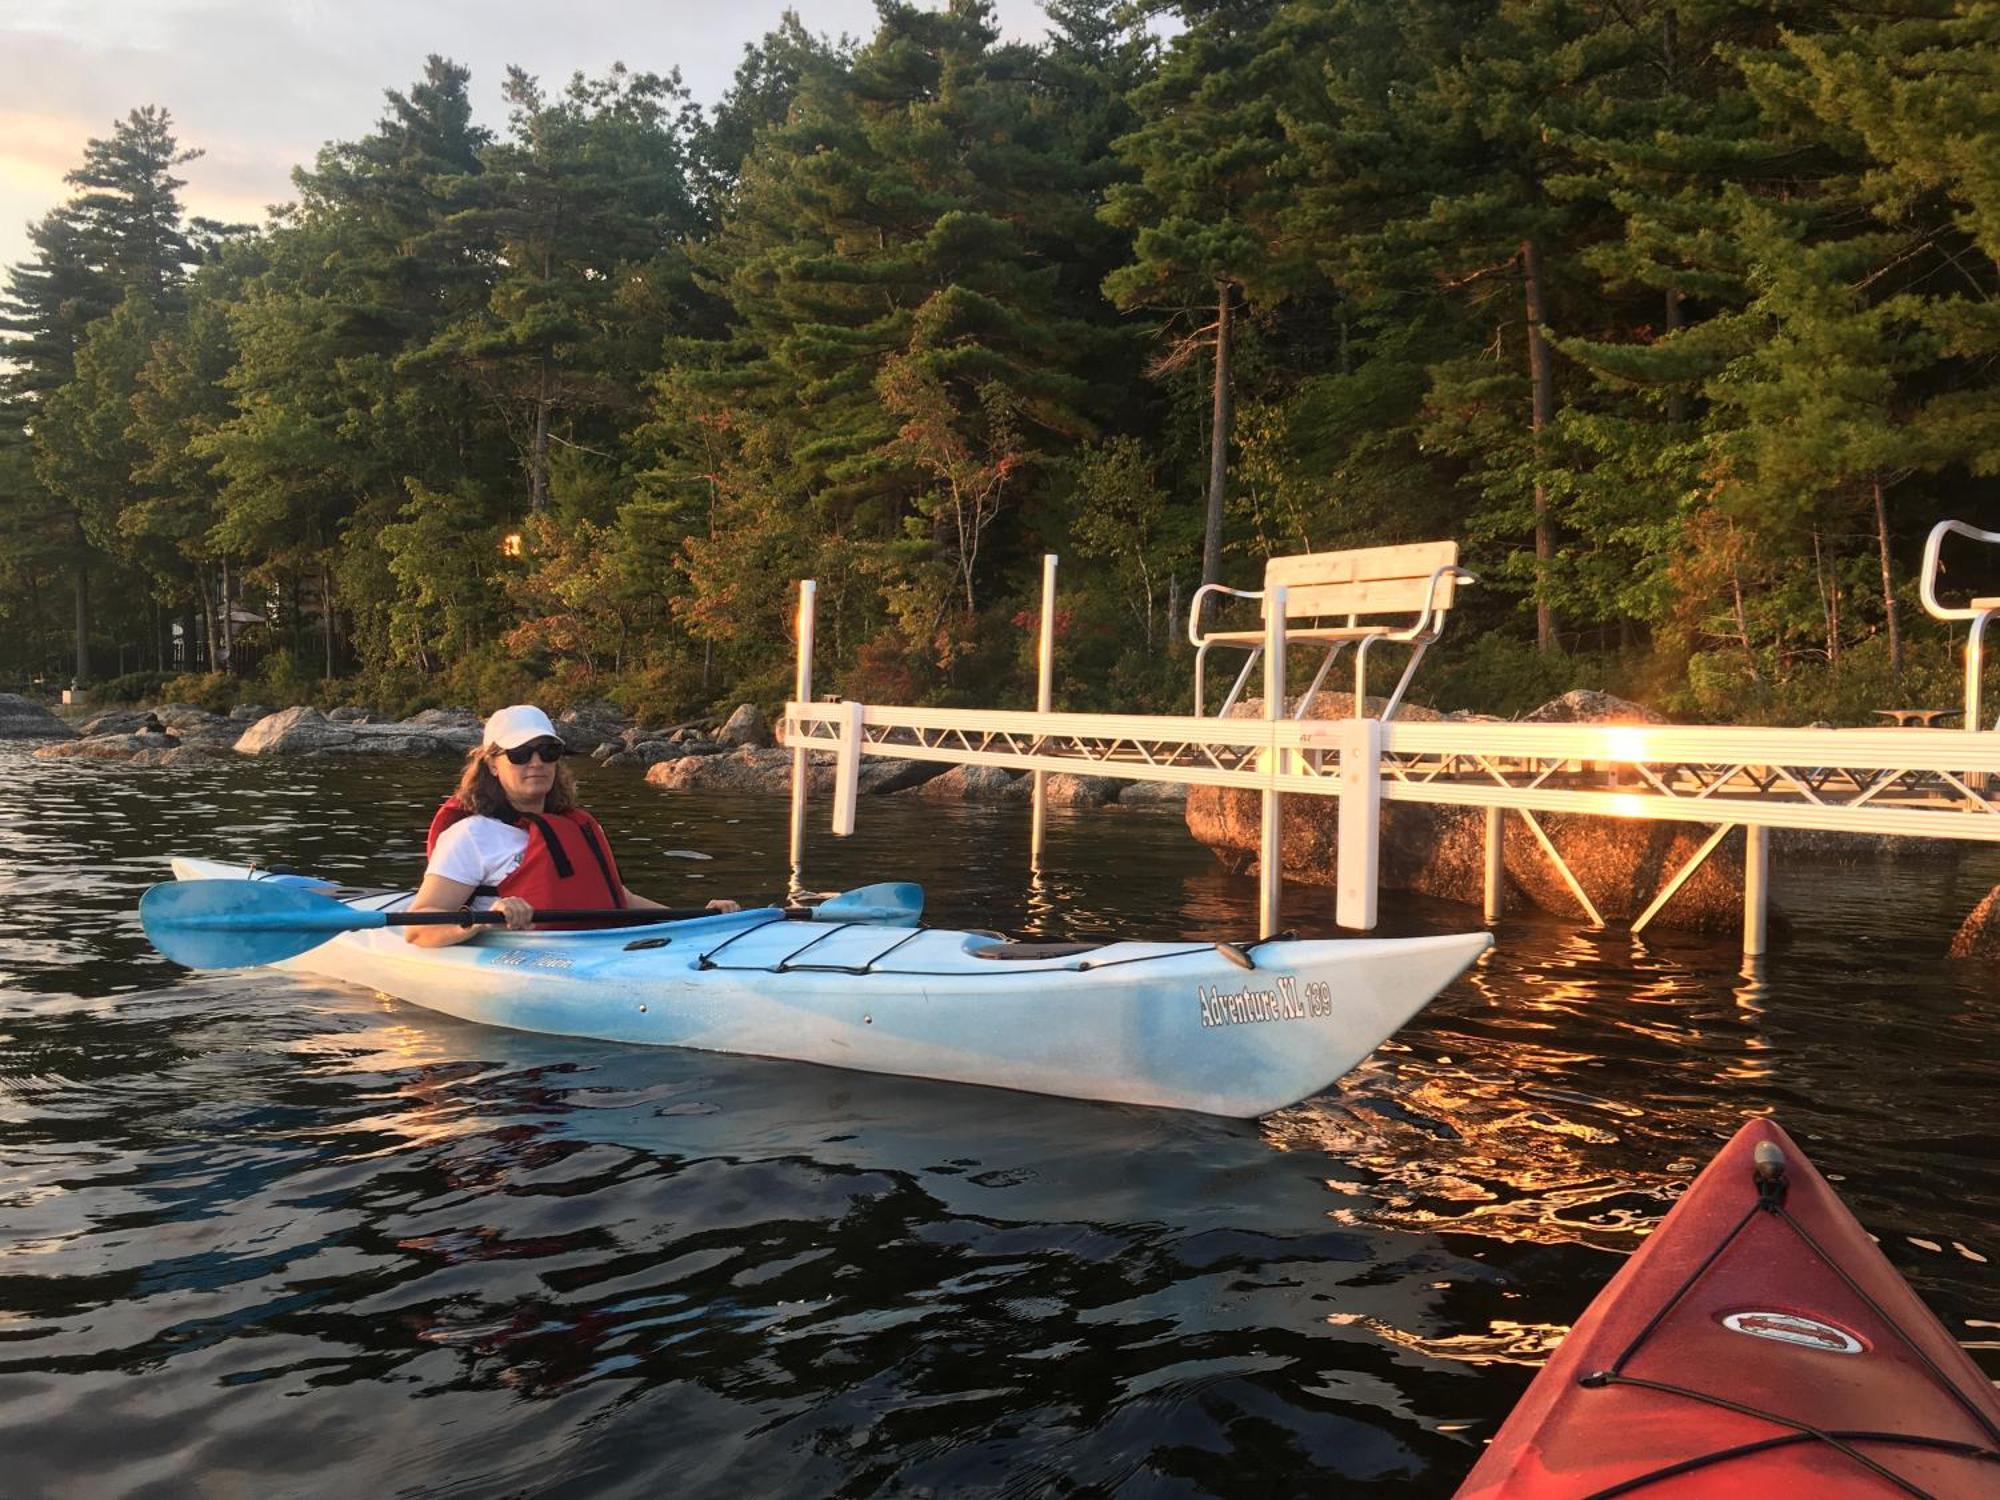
left=1259, top=588, right=1288, bottom=938
left=1742, top=824, right=1769, bottom=957
left=788, top=579, right=817, bottom=875
left=1031, top=554, right=1056, bottom=865
left=831, top=700, right=862, bottom=836
left=1483, top=807, right=1505, bottom=923
left=1335, top=716, right=1380, bottom=931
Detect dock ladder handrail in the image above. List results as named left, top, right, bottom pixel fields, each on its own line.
left=1919, top=519, right=2000, bottom=731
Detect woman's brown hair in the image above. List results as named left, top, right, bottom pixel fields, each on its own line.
left=450, top=745, right=580, bottom=818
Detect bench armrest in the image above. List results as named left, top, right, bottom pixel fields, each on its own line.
left=1921, top=519, right=2000, bottom=621
left=1378, top=565, right=1478, bottom=643
left=1188, top=583, right=1265, bottom=647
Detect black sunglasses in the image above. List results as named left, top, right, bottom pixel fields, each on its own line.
left=497, top=739, right=566, bottom=765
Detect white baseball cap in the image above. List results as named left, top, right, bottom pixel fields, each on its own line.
left=482, top=704, right=564, bottom=751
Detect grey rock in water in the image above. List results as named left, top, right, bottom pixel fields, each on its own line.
left=603, top=741, right=682, bottom=770
left=7, top=696, right=83, bottom=740
left=717, top=703, right=773, bottom=748
left=553, top=700, right=628, bottom=754
left=229, top=703, right=270, bottom=722
left=1115, top=779, right=1190, bottom=807
left=33, top=733, right=154, bottom=761
left=403, top=707, right=481, bottom=729
left=646, top=745, right=943, bottom=797
left=904, top=764, right=1028, bottom=802
left=235, top=705, right=465, bottom=757
left=327, top=705, right=373, bottom=723
left=1043, top=773, right=1123, bottom=807
left=76, top=709, right=151, bottom=737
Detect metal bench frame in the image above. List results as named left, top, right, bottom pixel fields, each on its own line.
left=1188, top=542, right=1475, bottom=720
left=1919, top=519, right=2000, bottom=731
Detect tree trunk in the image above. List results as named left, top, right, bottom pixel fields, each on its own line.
left=71, top=517, right=90, bottom=686
left=220, top=558, right=235, bottom=673
left=531, top=356, right=551, bottom=513
left=1731, top=567, right=1760, bottom=680
left=320, top=565, right=336, bottom=679
left=1664, top=287, right=1686, bottom=425
left=1872, top=476, right=1902, bottom=684
left=1203, top=281, right=1233, bottom=603
left=1522, top=238, right=1556, bottom=655
left=200, top=568, right=220, bottom=673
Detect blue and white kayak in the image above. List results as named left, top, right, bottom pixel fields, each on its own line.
left=167, top=858, right=1491, bottom=1117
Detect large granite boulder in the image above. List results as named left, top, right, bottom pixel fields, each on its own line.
left=1044, top=772, right=1123, bottom=807
left=1949, top=885, right=2000, bottom=958
left=33, top=733, right=156, bottom=761
left=403, top=707, right=480, bottom=730
left=603, top=741, right=681, bottom=769
left=1522, top=689, right=1668, bottom=725
left=554, top=700, right=628, bottom=754
left=646, top=745, right=945, bottom=797
left=1185, top=689, right=1749, bottom=932
left=0, top=694, right=77, bottom=740
left=153, top=704, right=241, bottom=745
left=717, top=703, right=773, bottom=748
left=76, top=709, right=151, bottom=737
left=234, top=705, right=466, bottom=757
left=1116, top=778, right=1190, bottom=807
left=903, top=764, right=1030, bottom=803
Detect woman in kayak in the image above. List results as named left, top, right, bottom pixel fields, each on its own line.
left=405, top=704, right=737, bottom=945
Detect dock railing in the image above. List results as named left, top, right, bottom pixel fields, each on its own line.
left=782, top=567, right=2000, bottom=958
left=1920, top=517, right=2000, bottom=733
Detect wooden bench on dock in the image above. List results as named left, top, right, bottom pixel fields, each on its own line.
left=1188, top=541, right=1475, bottom=719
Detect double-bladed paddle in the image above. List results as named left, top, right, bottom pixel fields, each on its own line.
left=140, top=877, right=925, bottom=970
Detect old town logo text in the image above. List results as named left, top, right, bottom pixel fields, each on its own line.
left=1197, top=975, right=1333, bottom=1028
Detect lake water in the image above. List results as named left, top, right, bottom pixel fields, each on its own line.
left=1, top=743, right=1995, bottom=1497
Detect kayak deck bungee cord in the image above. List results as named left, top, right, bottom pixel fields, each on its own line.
left=146, top=858, right=1492, bottom=1117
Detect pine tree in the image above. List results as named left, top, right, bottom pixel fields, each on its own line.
left=201, top=57, right=500, bottom=672
left=407, top=65, right=705, bottom=515
left=1101, top=0, right=1297, bottom=606
left=0, top=107, right=202, bottom=681
left=657, top=0, right=1122, bottom=682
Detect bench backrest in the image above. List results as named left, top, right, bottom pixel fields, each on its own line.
left=1262, top=541, right=1460, bottom=620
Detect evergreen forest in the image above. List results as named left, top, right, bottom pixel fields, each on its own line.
left=5, top=0, right=1999, bottom=725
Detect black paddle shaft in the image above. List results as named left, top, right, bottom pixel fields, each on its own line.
left=390, top=906, right=753, bottom=928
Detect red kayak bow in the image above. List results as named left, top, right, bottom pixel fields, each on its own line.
left=1458, top=1119, right=2000, bottom=1498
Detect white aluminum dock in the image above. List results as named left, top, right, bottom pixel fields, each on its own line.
left=778, top=566, right=2000, bottom=957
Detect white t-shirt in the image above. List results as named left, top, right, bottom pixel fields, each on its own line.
left=427, top=816, right=531, bottom=892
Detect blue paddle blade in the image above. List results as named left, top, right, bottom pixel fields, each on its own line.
left=811, top=881, right=923, bottom=926
left=140, top=880, right=386, bottom=969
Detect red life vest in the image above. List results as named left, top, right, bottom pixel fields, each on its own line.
left=426, top=800, right=625, bottom=924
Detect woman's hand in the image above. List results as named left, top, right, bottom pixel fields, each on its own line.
left=497, top=896, right=535, bottom=930
left=705, top=898, right=742, bottom=914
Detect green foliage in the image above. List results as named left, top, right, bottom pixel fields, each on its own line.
left=158, top=671, right=237, bottom=714
left=89, top=670, right=176, bottom=706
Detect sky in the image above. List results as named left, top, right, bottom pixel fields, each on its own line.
left=0, top=0, right=1066, bottom=276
